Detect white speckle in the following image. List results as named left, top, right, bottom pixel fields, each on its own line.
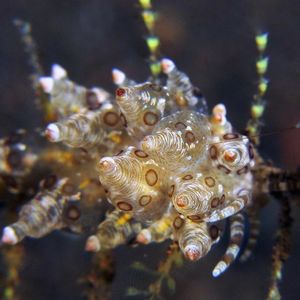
left=51, top=64, right=67, bottom=80
left=161, top=58, right=175, bottom=74
left=85, top=235, right=101, bottom=252
left=112, top=68, right=126, bottom=85
left=212, top=261, right=227, bottom=277
left=91, top=88, right=110, bottom=104
left=39, top=77, right=54, bottom=93
left=2, top=226, right=18, bottom=245
left=46, top=123, right=60, bottom=142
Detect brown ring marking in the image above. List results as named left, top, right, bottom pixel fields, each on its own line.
left=143, top=111, right=159, bottom=126
left=145, top=169, right=158, bottom=186
left=182, top=174, right=193, bottom=180
left=237, top=165, right=249, bottom=175
left=62, top=183, right=75, bottom=195
left=86, top=90, right=101, bottom=110
left=103, top=112, right=119, bottom=126
left=219, top=194, right=226, bottom=205
left=66, top=205, right=81, bottom=221
left=119, top=113, right=127, bottom=127
left=134, top=149, right=148, bottom=158
left=217, top=164, right=231, bottom=174
left=175, top=122, right=187, bottom=130
left=248, top=144, right=255, bottom=159
left=139, top=195, right=152, bottom=206
left=173, top=216, right=184, bottom=229
left=187, top=215, right=202, bottom=222
left=185, top=131, right=196, bottom=144
left=117, top=201, right=133, bottom=211
left=223, top=133, right=240, bottom=140
left=209, top=145, right=218, bottom=159
left=204, top=176, right=215, bottom=187
left=168, top=184, right=175, bottom=197
left=209, top=225, right=219, bottom=240
left=210, top=197, right=220, bottom=208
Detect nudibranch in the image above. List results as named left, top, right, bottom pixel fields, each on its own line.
left=2, top=57, right=254, bottom=278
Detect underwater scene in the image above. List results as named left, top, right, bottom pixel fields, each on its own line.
left=0, top=1, right=299, bottom=299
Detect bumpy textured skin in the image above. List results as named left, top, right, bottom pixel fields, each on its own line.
left=2, top=58, right=254, bottom=277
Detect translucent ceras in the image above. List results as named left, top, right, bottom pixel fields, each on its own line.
left=2, top=177, right=71, bottom=245
left=40, top=64, right=110, bottom=116
left=115, top=82, right=168, bottom=139
left=98, top=101, right=254, bottom=261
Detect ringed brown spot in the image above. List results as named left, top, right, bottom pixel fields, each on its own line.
left=173, top=216, right=184, bottom=229
left=143, top=111, right=159, bottom=126
left=185, top=131, right=196, bottom=143
left=120, top=113, right=127, bottom=127
left=223, top=133, right=239, bottom=140
left=204, top=176, right=215, bottom=187
left=248, top=144, right=255, bottom=159
left=209, top=145, right=218, bottom=159
left=103, top=112, right=119, bottom=126
left=66, top=205, right=81, bottom=221
left=86, top=90, right=101, bottom=110
left=62, top=183, right=75, bottom=195
left=175, top=122, right=187, bottom=130
left=145, top=169, right=158, bottom=186
left=182, top=174, right=193, bottom=180
left=187, top=215, right=202, bottom=222
left=217, top=164, right=231, bottom=174
left=237, top=165, right=249, bottom=175
left=134, top=149, right=148, bottom=158
left=139, top=195, right=152, bottom=206
left=168, top=184, right=175, bottom=197
left=219, top=194, right=226, bottom=205
left=209, top=225, right=219, bottom=240
left=117, top=201, right=133, bottom=211
left=211, top=197, right=220, bottom=208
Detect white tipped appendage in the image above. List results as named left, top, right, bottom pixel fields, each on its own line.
left=161, top=58, right=175, bottom=74
left=45, top=123, right=60, bottom=142
left=85, top=235, right=101, bottom=252
left=98, top=157, right=117, bottom=173
left=184, top=244, right=202, bottom=261
left=39, top=77, right=54, bottom=93
left=2, top=226, right=18, bottom=245
left=136, top=229, right=152, bottom=244
left=212, top=261, right=227, bottom=277
left=91, top=88, right=110, bottom=104
left=212, top=103, right=227, bottom=116
left=112, top=68, right=126, bottom=85
left=51, top=64, right=67, bottom=80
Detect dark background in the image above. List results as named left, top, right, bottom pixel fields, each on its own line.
left=0, top=0, right=300, bottom=299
